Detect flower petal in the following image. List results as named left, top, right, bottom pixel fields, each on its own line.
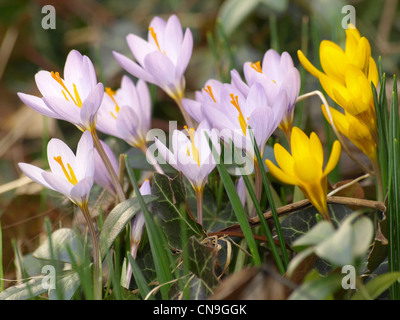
left=323, top=140, right=341, bottom=176
left=17, top=93, right=62, bottom=119
left=113, top=51, right=155, bottom=84
left=18, top=163, right=53, bottom=190
left=80, top=83, right=104, bottom=130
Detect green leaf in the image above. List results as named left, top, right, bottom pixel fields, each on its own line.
left=48, top=272, right=80, bottom=300
left=151, top=173, right=204, bottom=249
left=99, top=195, right=158, bottom=259
left=184, top=178, right=236, bottom=232
left=292, top=221, right=335, bottom=251
left=281, top=203, right=354, bottom=247
left=186, top=236, right=219, bottom=292
left=33, top=228, right=82, bottom=265
left=289, top=270, right=343, bottom=300
left=127, top=252, right=154, bottom=300
left=351, top=272, right=400, bottom=300
left=218, top=0, right=260, bottom=37
left=0, top=277, right=47, bottom=300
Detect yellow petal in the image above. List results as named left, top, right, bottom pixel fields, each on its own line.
left=265, top=159, right=298, bottom=185
left=320, top=40, right=349, bottom=84
left=299, top=180, right=329, bottom=219
left=310, top=132, right=324, bottom=168
left=351, top=37, right=371, bottom=72
left=323, top=140, right=341, bottom=176
left=274, top=143, right=295, bottom=176
left=290, top=127, right=311, bottom=162
left=319, top=73, right=352, bottom=110
left=293, top=154, right=322, bottom=183
left=297, top=50, right=324, bottom=80
left=345, top=28, right=361, bottom=60
left=368, top=57, right=379, bottom=88
left=321, top=104, right=349, bottom=136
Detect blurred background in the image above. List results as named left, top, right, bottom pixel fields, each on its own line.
left=0, top=0, right=398, bottom=283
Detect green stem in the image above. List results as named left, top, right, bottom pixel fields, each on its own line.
left=195, top=188, right=204, bottom=226
left=91, top=129, right=126, bottom=202
left=80, top=202, right=102, bottom=300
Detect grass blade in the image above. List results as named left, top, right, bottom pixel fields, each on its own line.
left=206, top=134, right=261, bottom=266
left=124, top=155, right=173, bottom=299
left=248, top=128, right=289, bottom=268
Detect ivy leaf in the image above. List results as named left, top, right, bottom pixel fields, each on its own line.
left=281, top=203, right=354, bottom=247
left=186, top=236, right=219, bottom=292
left=151, top=173, right=204, bottom=249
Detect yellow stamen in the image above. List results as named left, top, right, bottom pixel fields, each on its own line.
left=149, top=27, right=162, bottom=51
left=51, top=71, right=82, bottom=108
left=229, top=94, right=247, bottom=136
left=53, top=156, right=78, bottom=185
left=106, top=87, right=120, bottom=119
left=184, top=126, right=200, bottom=166
left=203, top=85, right=216, bottom=103
left=251, top=61, right=262, bottom=73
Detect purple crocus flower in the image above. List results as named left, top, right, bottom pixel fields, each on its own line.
left=154, top=120, right=221, bottom=193
left=204, top=82, right=287, bottom=157
left=96, top=76, right=152, bottom=149
left=17, top=50, right=104, bottom=132
left=231, top=49, right=301, bottom=137
left=113, top=15, right=193, bottom=103
left=18, top=131, right=94, bottom=207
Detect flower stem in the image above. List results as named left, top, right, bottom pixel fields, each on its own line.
left=91, top=129, right=126, bottom=202
left=80, top=201, right=102, bottom=300
left=195, top=188, right=204, bottom=226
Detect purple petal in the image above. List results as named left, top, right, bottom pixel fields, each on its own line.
left=113, top=51, right=155, bottom=84
left=17, top=93, right=62, bottom=119
left=75, top=130, right=94, bottom=179
left=42, top=96, right=82, bottom=126
left=70, top=176, right=93, bottom=205
left=143, top=51, right=176, bottom=89
left=175, top=28, right=193, bottom=78
left=80, top=83, right=104, bottom=130
left=126, top=33, right=155, bottom=66
left=18, top=163, right=53, bottom=190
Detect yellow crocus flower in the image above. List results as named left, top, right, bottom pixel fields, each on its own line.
left=265, top=127, right=341, bottom=221
left=297, top=25, right=379, bottom=139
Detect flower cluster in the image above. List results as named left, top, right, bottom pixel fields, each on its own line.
left=18, top=15, right=376, bottom=230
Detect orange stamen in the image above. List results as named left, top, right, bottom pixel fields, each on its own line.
left=53, top=156, right=78, bottom=185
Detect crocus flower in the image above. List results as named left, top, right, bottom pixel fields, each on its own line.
left=204, top=82, right=287, bottom=157
left=17, top=50, right=104, bottom=132
left=96, top=76, right=151, bottom=149
left=232, top=49, right=301, bottom=137
left=113, top=15, right=193, bottom=103
left=155, top=120, right=221, bottom=192
left=181, top=78, right=224, bottom=124
left=297, top=25, right=378, bottom=138
left=18, top=130, right=94, bottom=207
left=154, top=120, right=221, bottom=225
left=265, top=127, right=341, bottom=221
left=94, top=140, right=120, bottom=195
